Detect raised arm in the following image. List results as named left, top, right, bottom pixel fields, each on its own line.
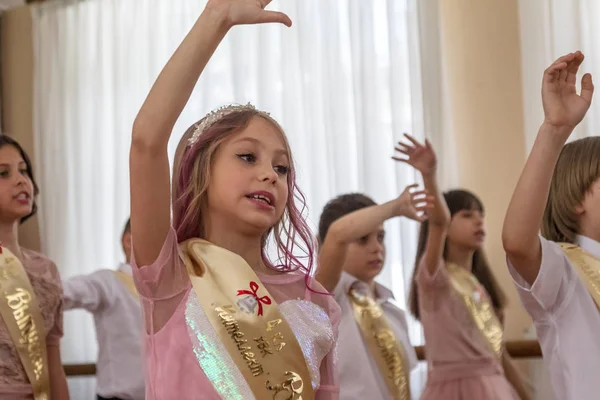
left=394, top=134, right=450, bottom=274
left=129, top=0, right=291, bottom=267
left=502, top=51, right=594, bottom=285
left=62, top=274, right=106, bottom=312
left=316, top=185, right=431, bottom=292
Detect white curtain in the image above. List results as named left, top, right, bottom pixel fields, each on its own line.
left=31, top=0, right=452, bottom=397
left=519, top=0, right=600, bottom=152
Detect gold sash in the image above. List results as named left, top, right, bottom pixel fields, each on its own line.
left=0, top=246, right=50, bottom=400
left=180, top=239, right=315, bottom=400
left=348, top=288, right=410, bottom=400
left=559, top=243, right=600, bottom=310
left=113, top=271, right=138, bottom=298
left=447, top=263, right=503, bottom=357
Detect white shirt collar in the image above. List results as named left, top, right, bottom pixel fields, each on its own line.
left=338, top=271, right=394, bottom=302
left=118, top=263, right=133, bottom=275
left=575, top=235, right=600, bottom=259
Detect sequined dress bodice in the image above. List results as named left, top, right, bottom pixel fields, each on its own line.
left=185, top=293, right=334, bottom=399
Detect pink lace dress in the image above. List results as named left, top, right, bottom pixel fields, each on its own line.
left=0, top=249, right=63, bottom=399
left=131, top=228, right=341, bottom=400
left=417, top=260, right=517, bottom=400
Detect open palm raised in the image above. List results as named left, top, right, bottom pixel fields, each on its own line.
left=542, top=51, right=594, bottom=130
left=393, top=134, right=437, bottom=176
left=206, top=0, right=292, bottom=28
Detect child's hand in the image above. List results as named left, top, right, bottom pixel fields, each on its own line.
left=393, top=184, right=433, bottom=222
left=393, top=134, right=437, bottom=176
left=542, top=51, right=594, bottom=132
left=206, top=0, right=292, bottom=28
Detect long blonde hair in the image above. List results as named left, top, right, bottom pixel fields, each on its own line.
left=542, top=137, right=600, bottom=243
left=172, top=109, right=315, bottom=274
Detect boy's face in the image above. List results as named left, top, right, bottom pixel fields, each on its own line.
left=342, top=224, right=386, bottom=284
left=578, top=177, right=600, bottom=242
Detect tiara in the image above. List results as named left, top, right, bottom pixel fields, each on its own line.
left=187, top=103, right=269, bottom=146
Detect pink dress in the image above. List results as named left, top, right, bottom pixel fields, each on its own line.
left=416, top=260, right=517, bottom=400
left=131, top=228, right=340, bottom=400
left=0, top=249, right=63, bottom=399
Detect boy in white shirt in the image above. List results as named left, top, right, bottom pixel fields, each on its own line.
left=63, top=219, right=144, bottom=400
left=503, top=51, right=600, bottom=400
left=316, top=186, right=430, bottom=399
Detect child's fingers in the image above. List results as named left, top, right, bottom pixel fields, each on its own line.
left=410, top=190, right=429, bottom=198
left=581, top=73, right=594, bottom=104
left=415, top=203, right=435, bottom=212
left=394, top=147, right=410, bottom=156
left=416, top=214, right=429, bottom=222
left=395, top=142, right=414, bottom=153
left=403, top=133, right=421, bottom=147
left=392, top=156, right=410, bottom=163
left=543, top=62, right=568, bottom=84
left=566, top=51, right=584, bottom=84
left=258, top=11, right=292, bottom=27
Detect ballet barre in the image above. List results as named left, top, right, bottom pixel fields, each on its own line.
left=62, top=340, right=543, bottom=377
left=414, top=339, right=542, bottom=361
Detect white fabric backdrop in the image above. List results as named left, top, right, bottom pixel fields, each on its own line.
left=519, top=0, right=600, bottom=152
left=31, top=0, right=454, bottom=397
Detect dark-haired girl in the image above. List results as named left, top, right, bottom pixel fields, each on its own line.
left=397, top=134, right=530, bottom=400
left=0, top=135, right=69, bottom=399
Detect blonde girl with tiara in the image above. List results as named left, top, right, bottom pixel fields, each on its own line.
left=503, top=51, right=598, bottom=399
left=129, top=1, right=339, bottom=399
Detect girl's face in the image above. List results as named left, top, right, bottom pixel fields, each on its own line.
left=207, top=116, right=290, bottom=236
left=447, top=208, right=486, bottom=250
left=0, top=145, right=34, bottom=224
left=343, top=224, right=386, bottom=283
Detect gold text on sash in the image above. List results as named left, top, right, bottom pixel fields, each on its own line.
left=6, top=288, right=45, bottom=381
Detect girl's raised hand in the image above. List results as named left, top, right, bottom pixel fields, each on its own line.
left=542, top=51, right=594, bottom=132
left=206, top=0, right=292, bottom=28
left=393, top=134, right=437, bottom=176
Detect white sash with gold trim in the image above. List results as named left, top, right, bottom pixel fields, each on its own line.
left=0, top=246, right=50, bottom=400
left=447, top=263, right=503, bottom=357
left=180, top=238, right=315, bottom=400
left=559, top=243, right=600, bottom=310
left=347, top=288, right=411, bottom=400
left=113, top=271, right=138, bottom=298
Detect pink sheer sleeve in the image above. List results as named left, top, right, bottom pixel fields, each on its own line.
left=416, top=258, right=450, bottom=314
left=131, top=227, right=191, bottom=332
left=306, top=278, right=341, bottom=400
left=416, top=258, right=449, bottom=289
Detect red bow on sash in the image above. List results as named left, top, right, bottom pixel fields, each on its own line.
left=237, top=281, right=272, bottom=316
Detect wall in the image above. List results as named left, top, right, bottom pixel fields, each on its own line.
left=1, top=6, right=40, bottom=251
left=440, top=0, right=532, bottom=340
left=440, top=1, right=553, bottom=397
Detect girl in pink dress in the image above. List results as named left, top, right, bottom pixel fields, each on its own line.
left=395, top=135, right=530, bottom=399
left=0, top=135, right=69, bottom=399
left=129, top=1, right=338, bottom=399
